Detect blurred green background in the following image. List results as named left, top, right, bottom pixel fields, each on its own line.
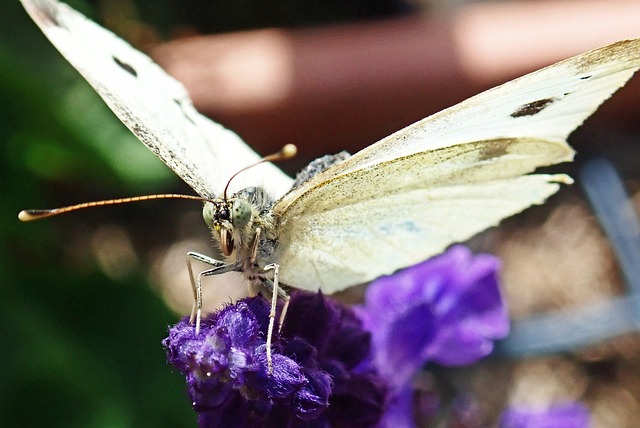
left=0, top=1, right=409, bottom=427
left=2, top=1, right=191, bottom=427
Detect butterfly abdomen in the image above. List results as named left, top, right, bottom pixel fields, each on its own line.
left=292, top=151, right=351, bottom=189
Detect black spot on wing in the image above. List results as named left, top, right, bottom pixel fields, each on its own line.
left=33, top=0, right=61, bottom=27
left=113, top=56, right=137, bottom=77
left=510, top=97, right=557, bottom=118
left=174, top=99, right=197, bottom=125
left=579, top=75, right=592, bottom=80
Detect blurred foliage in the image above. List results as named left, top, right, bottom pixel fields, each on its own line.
left=1, top=1, right=190, bottom=427
left=1, top=1, right=407, bottom=427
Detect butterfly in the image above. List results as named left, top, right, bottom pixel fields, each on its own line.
left=20, top=0, right=640, bottom=363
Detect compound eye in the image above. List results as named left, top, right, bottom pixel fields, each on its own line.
left=232, top=199, right=252, bottom=229
left=220, top=229, right=234, bottom=256
left=202, top=202, right=215, bottom=228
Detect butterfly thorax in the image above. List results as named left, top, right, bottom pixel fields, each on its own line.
left=202, top=187, right=278, bottom=274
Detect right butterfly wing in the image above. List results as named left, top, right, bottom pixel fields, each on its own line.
left=277, top=39, right=640, bottom=197
left=273, top=138, right=573, bottom=292
left=21, top=0, right=293, bottom=198
left=273, top=172, right=569, bottom=291
left=272, top=38, right=640, bottom=293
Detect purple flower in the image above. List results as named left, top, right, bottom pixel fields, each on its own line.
left=359, top=245, right=509, bottom=388
left=164, top=245, right=520, bottom=427
left=163, top=292, right=387, bottom=427
left=357, top=245, right=510, bottom=427
left=500, top=402, right=591, bottom=428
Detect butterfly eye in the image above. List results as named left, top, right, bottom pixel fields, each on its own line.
left=202, top=202, right=215, bottom=228
left=220, top=229, right=234, bottom=256
left=232, top=199, right=251, bottom=229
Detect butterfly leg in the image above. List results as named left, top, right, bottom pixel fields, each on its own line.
left=250, top=227, right=261, bottom=261
left=261, top=277, right=290, bottom=331
left=186, top=251, right=237, bottom=334
left=278, top=292, right=290, bottom=334
left=248, top=226, right=290, bottom=330
left=262, top=263, right=280, bottom=374
left=246, top=227, right=262, bottom=297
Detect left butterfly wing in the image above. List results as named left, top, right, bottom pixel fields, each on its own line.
left=21, top=0, right=293, bottom=198
left=273, top=38, right=640, bottom=292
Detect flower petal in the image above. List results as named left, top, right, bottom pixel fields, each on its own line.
left=500, top=402, right=590, bottom=428
left=359, top=245, right=508, bottom=384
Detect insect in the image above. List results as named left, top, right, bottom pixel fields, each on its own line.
left=20, top=0, right=640, bottom=369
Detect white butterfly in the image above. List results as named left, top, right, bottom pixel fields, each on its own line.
left=20, top=0, right=640, bottom=352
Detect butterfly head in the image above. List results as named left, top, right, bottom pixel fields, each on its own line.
left=203, top=198, right=253, bottom=257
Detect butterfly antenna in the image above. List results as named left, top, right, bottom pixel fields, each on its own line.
left=223, top=143, right=297, bottom=201
left=18, top=194, right=206, bottom=222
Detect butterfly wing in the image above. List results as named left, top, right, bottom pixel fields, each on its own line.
left=273, top=38, right=640, bottom=292
left=21, top=0, right=293, bottom=198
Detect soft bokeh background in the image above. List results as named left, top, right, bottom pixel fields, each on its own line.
left=2, top=0, right=640, bottom=427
